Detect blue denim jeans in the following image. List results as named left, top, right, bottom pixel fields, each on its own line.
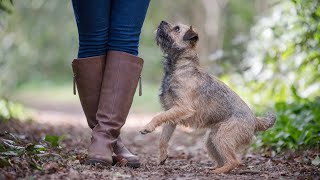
left=72, top=0, right=150, bottom=58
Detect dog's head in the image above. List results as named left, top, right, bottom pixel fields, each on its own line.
left=156, top=21, right=199, bottom=54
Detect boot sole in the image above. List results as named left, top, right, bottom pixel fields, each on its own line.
left=113, top=161, right=141, bottom=168
left=112, top=156, right=141, bottom=168
left=126, top=161, right=140, bottom=168
left=85, top=159, right=112, bottom=166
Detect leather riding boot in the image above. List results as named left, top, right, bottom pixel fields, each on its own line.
left=72, top=55, right=106, bottom=129
left=87, top=51, right=143, bottom=167
left=72, top=54, right=141, bottom=167
left=112, top=137, right=140, bottom=167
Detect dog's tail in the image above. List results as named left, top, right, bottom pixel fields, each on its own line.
left=255, top=112, right=276, bottom=132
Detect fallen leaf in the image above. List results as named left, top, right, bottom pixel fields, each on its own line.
left=311, top=156, right=320, bottom=166
left=0, top=157, right=11, bottom=167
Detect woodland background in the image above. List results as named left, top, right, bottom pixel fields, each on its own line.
left=0, top=0, right=319, bottom=179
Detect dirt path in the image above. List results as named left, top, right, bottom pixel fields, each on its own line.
left=0, top=110, right=319, bottom=179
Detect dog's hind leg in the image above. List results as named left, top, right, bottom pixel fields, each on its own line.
left=205, top=130, right=224, bottom=168
left=211, top=121, right=242, bottom=173
left=159, top=123, right=176, bottom=165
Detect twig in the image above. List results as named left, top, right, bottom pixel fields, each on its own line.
left=238, top=170, right=261, bottom=175
left=36, top=153, right=62, bottom=158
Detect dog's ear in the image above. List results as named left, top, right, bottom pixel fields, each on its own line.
left=183, top=26, right=199, bottom=46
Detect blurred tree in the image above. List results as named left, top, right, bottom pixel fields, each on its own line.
left=0, top=0, right=13, bottom=13
left=216, top=0, right=270, bottom=74
left=0, top=1, right=77, bottom=96
left=144, top=0, right=265, bottom=75
left=226, top=0, right=320, bottom=108
left=0, top=0, right=269, bottom=97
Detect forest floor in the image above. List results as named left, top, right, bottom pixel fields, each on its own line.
left=0, top=108, right=319, bottom=179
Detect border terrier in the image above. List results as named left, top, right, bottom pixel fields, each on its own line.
left=140, top=21, right=276, bottom=173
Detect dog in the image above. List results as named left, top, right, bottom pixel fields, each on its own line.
left=140, top=21, right=276, bottom=173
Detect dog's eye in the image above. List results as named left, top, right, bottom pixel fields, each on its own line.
left=174, top=26, right=180, bottom=32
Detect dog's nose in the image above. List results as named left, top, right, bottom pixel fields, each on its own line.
left=161, top=21, right=168, bottom=25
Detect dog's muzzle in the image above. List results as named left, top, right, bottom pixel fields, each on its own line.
left=158, top=21, right=169, bottom=32
left=160, top=21, right=169, bottom=26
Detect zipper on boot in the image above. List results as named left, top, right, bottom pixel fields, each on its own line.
left=139, top=75, right=142, bottom=96
left=73, top=74, right=77, bottom=95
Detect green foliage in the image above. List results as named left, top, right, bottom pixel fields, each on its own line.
left=0, top=132, right=64, bottom=169
left=0, top=157, right=10, bottom=168
left=234, top=0, right=320, bottom=152
left=0, top=99, right=31, bottom=121
left=237, top=0, right=320, bottom=107
left=44, top=135, right=64, bottom=148
left=0, top=0, right=13, bottom=13
left=255, top=97, right=320, bottom=152
left=0, top=1, right=77, bottom=96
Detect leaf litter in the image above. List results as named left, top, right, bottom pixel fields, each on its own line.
left=0, top=119, right=319, bottom=179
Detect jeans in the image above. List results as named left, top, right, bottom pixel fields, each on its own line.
left=72, top=0, right=150, bottom=58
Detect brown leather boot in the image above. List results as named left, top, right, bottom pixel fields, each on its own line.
left=72, top=54, right=141, bottom=167
left=72, top=55, right=106, bottom=129
left=87, top=51, right=143, bottom=167
left=112, top=137, right=140, bottom=167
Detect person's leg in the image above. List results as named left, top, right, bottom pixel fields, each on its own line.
left=72, top=0, right=111, bottom=58
left=92, top=0, right=150, bottom=168
left=92, top=51, right=144, bottom=167
left=71, top=0, right=114, bottom=166
left=109, top=0, right=150, bottom=167
left=107, top=0, right=150, bottom=56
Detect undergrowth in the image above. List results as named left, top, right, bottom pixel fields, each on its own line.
left=255, top=97, right=320, bottom=152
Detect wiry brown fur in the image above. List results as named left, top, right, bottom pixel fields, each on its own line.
left=140, top=21, right=276, bottom=173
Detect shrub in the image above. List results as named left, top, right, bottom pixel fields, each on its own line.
left=255, top=97, right=320, bottom=152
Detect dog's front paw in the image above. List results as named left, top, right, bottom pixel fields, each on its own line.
left=159, top=154, right=168, bottom=165
left=139, top=125, right=155, bottom=135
